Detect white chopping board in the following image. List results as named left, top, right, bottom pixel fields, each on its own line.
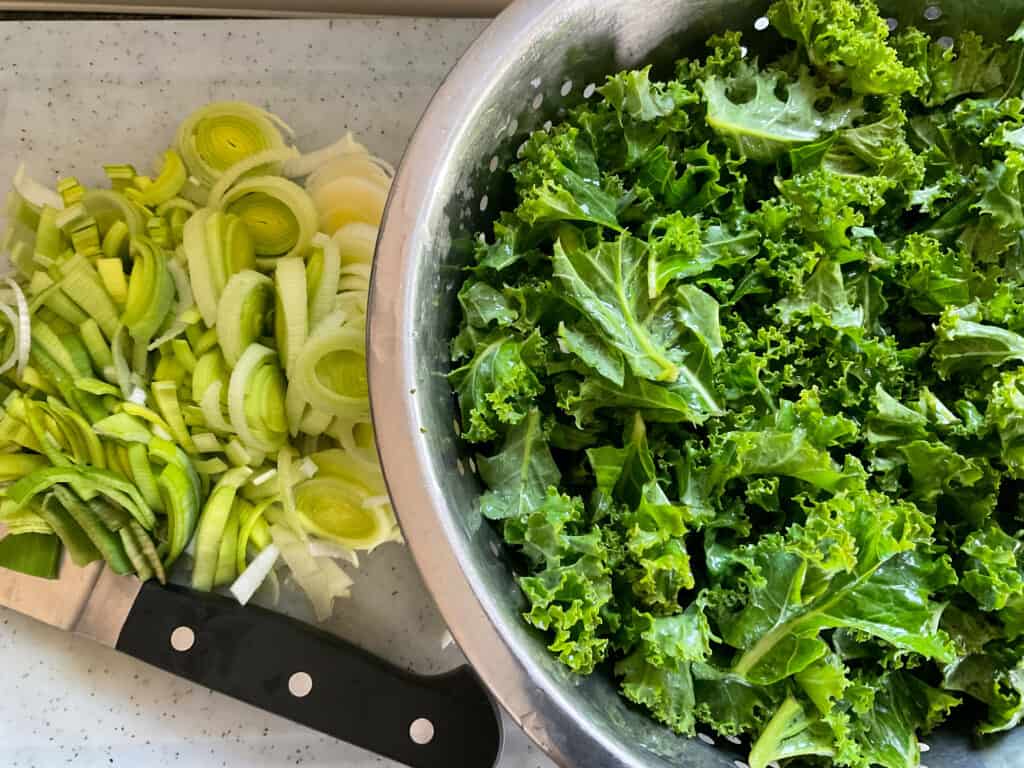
left=0, top=17, right=554, bottom=768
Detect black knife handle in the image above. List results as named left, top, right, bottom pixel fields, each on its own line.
left=115, top=581, right=502, bottom=768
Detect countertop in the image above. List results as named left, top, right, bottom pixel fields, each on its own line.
left=0, top=17, right=556, bottom=768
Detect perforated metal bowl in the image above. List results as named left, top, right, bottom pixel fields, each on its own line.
left=369, top=1, right=1024, bottom=766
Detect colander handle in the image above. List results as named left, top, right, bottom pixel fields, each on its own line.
left=116, top=581, right=503, bottom=768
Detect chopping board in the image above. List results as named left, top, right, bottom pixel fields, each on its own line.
left=0, top=17, right=552, bottom=768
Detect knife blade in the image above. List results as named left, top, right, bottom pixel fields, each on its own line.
left=0, top=553, right=502, bottom=768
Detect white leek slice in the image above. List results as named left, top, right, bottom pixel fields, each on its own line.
left=207, top=147, right=301, bottom=208
left=332, top=222, right=378, bottom=266
left=13, top=163, right=63, bottom=211
left=294, top=472, right=397, bottom=551
left=305, top=150, right=391, bottom=198
left=229, top=542, right=279, bottom=606
left=310, top=176, right=387, bottom=236
left=270, top=522, right=352, bottom=621
left=282, top=133, right=364, bottom=179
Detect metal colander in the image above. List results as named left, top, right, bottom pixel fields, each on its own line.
left=369, top=2, right=1024, bottom=766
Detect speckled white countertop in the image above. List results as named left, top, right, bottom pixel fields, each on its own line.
left=0, top=18, right=554, bottom=768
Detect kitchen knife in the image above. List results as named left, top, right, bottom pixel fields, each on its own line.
left=0, top=554, right=503, bottom=768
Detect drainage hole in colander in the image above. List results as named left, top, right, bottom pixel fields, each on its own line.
left=560, top=79, right=573, bottom=96
left=938, top=35, right=954, bottom=49
left=754, top=15, right=769, bottom=31
left=924, top=4, right=942, bottom=20
left=583, top=82, right=597, bottom=98
left=532, top=93, right=543, bottom=110
left=886, top=16, right=898, bottom=31
left=488, top=155, right=498, bottom=172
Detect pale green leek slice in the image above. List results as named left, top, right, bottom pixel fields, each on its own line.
left=307, top=233, right=341, bottom=327
left=216, top=270, right=273, bottom=367
left=227, top=344, right=287, bottom=454
left=273, top=256, right=307, bottom=374
left=220, top=176, right=316, bottom=261
left=126, top=150, right=187, bottom=208
left=176, top=101, right=289, bottom=187
left=291, top=325, right=368, bottom=421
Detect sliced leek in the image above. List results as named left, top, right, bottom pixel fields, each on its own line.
left=176, top=101, right=289, bottom=188
left=0, top=100, right=395, bottom=622
left=220, top=176, right=317, bottom=261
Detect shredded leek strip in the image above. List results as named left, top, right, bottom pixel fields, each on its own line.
left=104, top=163, right=136, bottom=190
left=151, top=381, right=195, bottom=453
left=273, top=257, right=307, bottom=374
left=214, top=502, right=241, bottom=587
left=276, top=445, right=306, bottom=538
left=229, top=541, right=278, bottom=606
left=176, top=101, right=289, bottom=187
left=126, top=149, right=187, bottom=207
left=191, top=465, right=251, bottom=591
left=80, top=319, right=113, bottom=372
left=31, top=320, right=79, bottom=377
left=225, top=438, right=252, bottom=467
left=81, top=189, right=147, bottom=237
left=101, top=220, right=130, bottom=261
left=216, top=270, right=273, bottom=366
left=96, top=257, right=129, bottom=307
left=158, top=461, right=198, bottom=568
left=171, top=339, right=197, bottom=373
left=195, top=457, right=228, bottom=475
left=127, top=442, right=163, bottom=512
left=34, top=206, right=63, bottom=265
left=207, top=147, right=301, bottom=208
left=270, top=522, right=351, bottom=621
left=0, top=452, right=49, bottom=481
left=220, top=176, right=317, bottom=261
left=123, top=239, right=175, bottom=342
left=191, top=432, right=222, bottom=453
left=60, top=255, right=121, bottom=338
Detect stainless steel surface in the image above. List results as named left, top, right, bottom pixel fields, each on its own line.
left=0, top=0, right=509, bottom=16
left=0, top=549, right=139, bottom=645
left=370, top=1, right=1024, bottom=767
